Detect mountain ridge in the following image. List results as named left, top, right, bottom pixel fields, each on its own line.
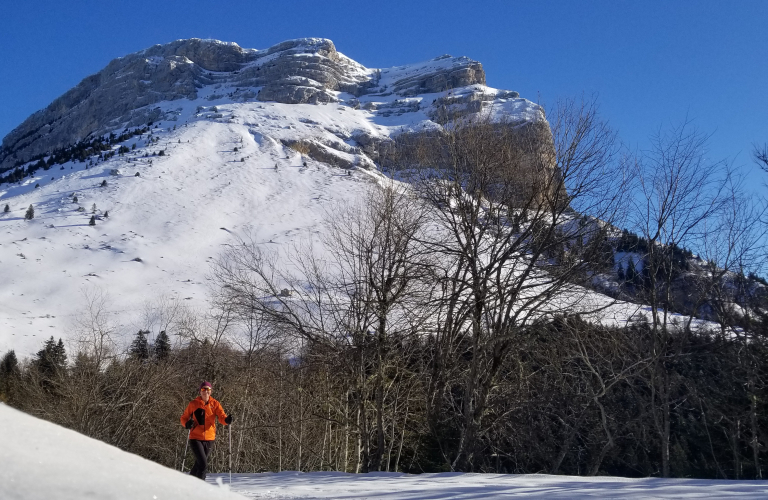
left=0, top=37, right=493, bottom=173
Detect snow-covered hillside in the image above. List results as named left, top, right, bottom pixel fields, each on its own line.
left=0, top=100, right=378, bottom=356
left=0, top=38, right=686, bottom=358
left=0, top=40, right=547, bottom=358
left=2, top=402, right=243, bottom=499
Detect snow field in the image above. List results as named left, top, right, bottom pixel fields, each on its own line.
left=0, top=99, right=385, bottom=357
left=210, top=471, right=768, bottom=499
left=0, top=76, right=707, bottom=359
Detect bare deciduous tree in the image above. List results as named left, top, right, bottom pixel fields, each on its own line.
left=631, top=119, right=731, bottom=477
left=394, top=97, right=629, bottom=470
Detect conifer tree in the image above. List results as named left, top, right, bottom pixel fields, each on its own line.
left=626, top=257, right=637, bottom=285
left=73, top=195, right=78, bottom=203
left=89, top=216, right=96, bottom=226
left=35, top=336, right=67, bottom=379
left=130, top=330, right=149, bottom=360
left=153, top=330, right=171, bottom=361
left=24, top=205, right=34, bottom=220
left=3, top=204, right=9, bottom=213
left=617, top=262, right=625, bottom=282
left=54, top=339, right=67, bottom=366
left=0, top=350, right=19, bottom=399
left=0, top=350, right=18, bottom=376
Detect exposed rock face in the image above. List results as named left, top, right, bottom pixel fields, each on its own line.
left=0, top=37, right=492, bottom=172
left=282, top=138, right=376, bottom=170
left=390, top=57, right=486, bottom=96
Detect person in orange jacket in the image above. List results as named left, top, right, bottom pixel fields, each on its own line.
left=180, top=381, right=233, bottom=480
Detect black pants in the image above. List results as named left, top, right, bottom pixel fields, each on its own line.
left=189, top=439, right=214, bottom=481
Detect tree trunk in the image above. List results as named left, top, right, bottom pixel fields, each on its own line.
left=750, top=393, right=761, bottom=479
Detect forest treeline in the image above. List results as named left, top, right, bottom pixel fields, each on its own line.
left=2, top=99, right=768, bottom=479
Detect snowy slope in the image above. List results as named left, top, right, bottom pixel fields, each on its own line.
left=1, top=403, right=243, bottom=500
left=0, top=71, right=546, bottom=358
left=0, top=39, right=698, bottom=359
left=0, top=93, right=702, bottom=358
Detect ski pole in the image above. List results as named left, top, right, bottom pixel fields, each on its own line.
left=181, top=428, right=191, bottom=472
left=229, top=422, right=232, bottom=484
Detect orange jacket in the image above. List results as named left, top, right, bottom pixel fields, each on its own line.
left=180, top=396, right=228, bottom=441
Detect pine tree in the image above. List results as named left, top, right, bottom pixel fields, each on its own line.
left=0, top=350, right=20, bottom=399
left=24, top=205, right=34, bottom=220
left=0, top=350, right=18, bottom=376
left=153, top=330, right=171, bottom=361
left=626, top=257, right=637, bottom=285
left=73, top=195, right=78, bottom=203
left=35, top=336, right=67, bottom=379
left=92, top=203, right=97, bottom=213
left=89, top=215, right=96, bottom=226
left=54, top=339, right=67, bottom=367
left=130, top=330, right=149, bottom=360
left=104, top=210, right=109, bottom=218
left=617, top=262, right=625, bottom=282
left=3, top=204, right=9, bottom=213
left=101, top=180, right=107, bottom=187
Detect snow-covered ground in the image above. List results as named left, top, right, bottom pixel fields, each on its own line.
left=2, top=402, right=243, bottom=499
left=0, top=98, right=389, bottom=357
left=213, top=471, right=768, bottom=499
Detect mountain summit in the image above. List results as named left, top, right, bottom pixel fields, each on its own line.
left=0, top=38, right=516, bottom=173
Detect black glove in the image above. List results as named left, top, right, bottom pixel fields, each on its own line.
left=194, top=408, right=206, bottom=425
left=185, top=418, right=194, bottom=430
left=225, top=414, right=233, bottom=425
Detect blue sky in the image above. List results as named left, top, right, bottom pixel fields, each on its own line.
left=1, top=0, right=766, bottom=178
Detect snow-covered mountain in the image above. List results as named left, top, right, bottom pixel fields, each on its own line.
left=0, top=38, right=547, bottom=358
left=0, top=38, right=531, bottom=172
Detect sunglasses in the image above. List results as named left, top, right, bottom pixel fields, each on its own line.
left=200, top=388, right=212, bottom=392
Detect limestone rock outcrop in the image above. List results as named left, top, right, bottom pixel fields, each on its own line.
left=0, top=37, right=494, bottom=172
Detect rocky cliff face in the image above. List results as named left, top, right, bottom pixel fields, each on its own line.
left=0, top=38, right=491, bottom=172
